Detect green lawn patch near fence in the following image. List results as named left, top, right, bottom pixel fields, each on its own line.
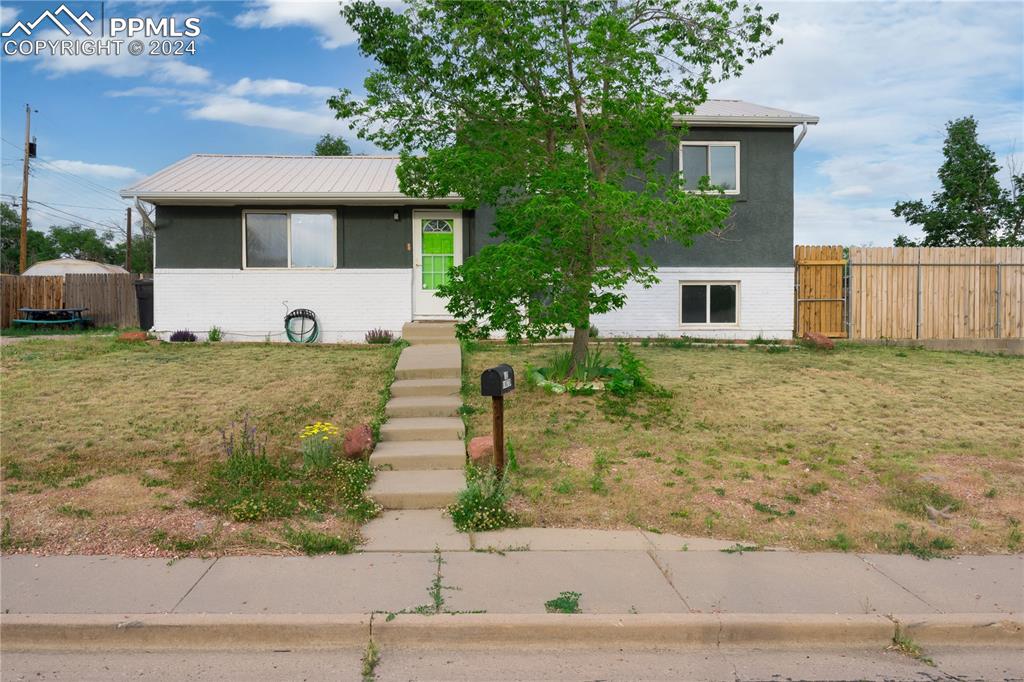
left=462, top=341, right=1023, bottom=554
left=0, top=337, right=399, bottom=556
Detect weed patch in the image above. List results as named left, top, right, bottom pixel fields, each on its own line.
left=55, top=504, right=93, bottom=519
left=446, top=466, right=516, bottom=532
left=889, top=625, right=935, bottom=666
left=884, top=477, right=961, bottom=520
left=544, top=591, right=582, bottom=614
left=282, top=526, right=357, bottom=555
left=871, top=523, right=954, bottom=560
left=150, top=530, right=213, bottom=554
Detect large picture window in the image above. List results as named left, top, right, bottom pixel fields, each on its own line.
left=680, top=142, right=740, bottom=193
left=680, top=282, right=738, bottom=325
left=243, top=211, right=336, bottom=269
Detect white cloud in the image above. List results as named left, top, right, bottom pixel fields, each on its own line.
left=234, top=0, right=356, bottom=49
left=187, top=94, right=346, bottom=134
left=45, top=159, right=140, bottom=180
left=225, top=77, right=336, bottom=99
left=714, top=1, right=1023, bottom=245
left=795, top=194, right=910, bottom=246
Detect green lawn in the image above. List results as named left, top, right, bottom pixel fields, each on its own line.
left=1, top=337, right=398, bottom=556
left=462, top=341, right=1024, bottom=554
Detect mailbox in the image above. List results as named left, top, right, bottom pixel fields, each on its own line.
left=480, top=364, right=515, bottom=397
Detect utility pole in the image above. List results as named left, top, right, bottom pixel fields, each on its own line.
left=125, top=206, right=132, bottom=272
left=19, top=104, right=31, bottom=273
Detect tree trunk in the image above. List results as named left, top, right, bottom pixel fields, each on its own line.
left=570, top=324, right=590, bottom=375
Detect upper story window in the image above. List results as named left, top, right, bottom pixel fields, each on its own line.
left=243, top=210, right=336, bottom=269
left=680, top=141, right=740, bottom=194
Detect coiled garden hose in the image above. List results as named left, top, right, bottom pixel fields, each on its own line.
left=284, top=308, right=319, bottom=343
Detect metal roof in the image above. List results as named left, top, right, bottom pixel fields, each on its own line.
left=681, top=99, right=818, bottom=126
left=122, top=100, right=817, bottom=201
left=120, top=155, right=422, bottom=203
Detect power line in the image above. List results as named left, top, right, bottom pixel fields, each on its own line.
left=31, top=200, right=124, bottom=234
left=2, top=135, right=129, bottom=202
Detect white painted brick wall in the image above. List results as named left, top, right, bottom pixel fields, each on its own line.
left=154, top=266, right=793, bottom=343
left=591, top=267, right=794, bottom=339
left=153, top=269, right=412, bottom=343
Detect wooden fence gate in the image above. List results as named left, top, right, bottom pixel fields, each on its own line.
left=795, top=245, right=847, bottom=338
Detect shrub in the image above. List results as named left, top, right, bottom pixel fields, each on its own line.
left=365, top=328, right=394, bottom=344
left=208, top=326, right=223, bottom=342
left=588, top=324, right=599, bottom=338
left=604, top=343, right=666, bottom=398
left=446, top=466, right=516, bottom=532
left=170, top=329, right=197, bottom=342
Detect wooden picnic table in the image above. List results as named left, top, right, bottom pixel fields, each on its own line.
left=13, top=307, right=92, bottom=328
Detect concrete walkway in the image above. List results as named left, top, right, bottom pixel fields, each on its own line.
left=2, top=550, right=1020, bottom=616
left=368, top=322, right=465, bottom=509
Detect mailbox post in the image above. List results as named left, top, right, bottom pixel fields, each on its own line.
left=480, top=364, right=515, bottom=477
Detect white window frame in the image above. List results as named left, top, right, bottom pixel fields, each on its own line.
left=679, top=280, right=741, bottom=328
left=679, top=141, right=741, bottom=195
left=241, top=209, right=338, bottom=270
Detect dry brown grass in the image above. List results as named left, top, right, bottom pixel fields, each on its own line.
left=463, top=341, right=1024, bottom=554
left=1, top=337, right=398, bottom=556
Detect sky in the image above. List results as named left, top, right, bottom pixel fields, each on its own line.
left=1, top=0, right=1022, bottom=246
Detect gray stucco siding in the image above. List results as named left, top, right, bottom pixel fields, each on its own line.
left=154, top=205, right=243, bottom=268
left=155, top=205, right=469, bottom=269
left=468, top=126, right=795, bottom=268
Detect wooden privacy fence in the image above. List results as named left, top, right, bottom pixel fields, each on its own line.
left=1, top=273, right=143, bottom=328
left=849, top=247, right=1023, bottom=340
left=796, top=246, right=1024, bottom=340
left=795, top=245, right=847, bottom=338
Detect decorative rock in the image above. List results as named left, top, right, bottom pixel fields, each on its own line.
left=801, top=331, right=835, bottom=350
left=468, top=435, right=494, bottom=465
left=343, top=424, right=374, bottom=459
left=118, top=331, right=148, bottom=342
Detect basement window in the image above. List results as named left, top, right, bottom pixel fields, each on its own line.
left=244, top=210, right=336, bottom=269
left=680, top=282, right=739, bottom=326
left=680, top=142, right=740, bottom=193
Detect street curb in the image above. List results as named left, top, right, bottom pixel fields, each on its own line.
left=2, top=613, right=1020, bottom=652
left=0, top=614, right=370, bottom=651
left=894, top=613, right=1023, bottom=646
left=371, top=613, right=895, bottom=649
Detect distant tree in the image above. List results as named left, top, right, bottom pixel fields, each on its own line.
left=893, top=117, right=1023, bottom=247
left=112, top=231, right=154, bottom=273
left=47, top=225, right=119, bottom=262
left=0, top=203, right=57, bottom=273
left=313, top=133, right=353, bottom=156
left=332, top=0, right=779, bottom=370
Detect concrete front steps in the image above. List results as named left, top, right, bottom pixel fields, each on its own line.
left=369, top=321, right=466, bottom=510
left=401, top=320, right=459, bottom=345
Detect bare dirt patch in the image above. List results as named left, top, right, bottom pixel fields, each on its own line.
left=462, top=341, right=1024, bottom=553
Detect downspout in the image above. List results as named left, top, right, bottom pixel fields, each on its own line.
left=793, top=121, right=810, bottom=150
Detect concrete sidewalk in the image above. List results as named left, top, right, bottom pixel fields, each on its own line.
left=2, top=550, right=1020, bottom=616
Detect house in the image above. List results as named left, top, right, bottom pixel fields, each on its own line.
left=120, top=99, right=817, bottom=342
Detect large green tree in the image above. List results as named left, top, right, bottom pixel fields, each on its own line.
left=894, top=117, right=1023, bottom=247
left=331, top=0, right=780, bottom=368
left=0, top=203, right=57, bottom=273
